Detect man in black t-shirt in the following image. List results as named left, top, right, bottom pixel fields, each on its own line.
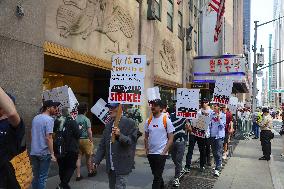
left=0, top=87, right=25, bottom=189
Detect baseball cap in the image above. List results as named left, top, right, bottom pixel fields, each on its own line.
left=106, top=103, right=120, bottom=109
left=262, top=107, right=269, bottom=113
left=43, top=100, right=61, bottom=108
left=201, top=98, right=209, bottom=103
left=149, top=99, right=163, bottom=107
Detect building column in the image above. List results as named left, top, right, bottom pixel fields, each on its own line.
left=0, top=0, right=45, bottom=143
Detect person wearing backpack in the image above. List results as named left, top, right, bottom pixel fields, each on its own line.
left=31, top=100, right=60, bottom=189
left=0, top=88, right=25, bottom=189
left=54, top=108, right=81, bottom=189
left=144, top=99, right=175, bottom=189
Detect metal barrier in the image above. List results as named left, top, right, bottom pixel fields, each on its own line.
left=235, top=118, right=252, bottom=140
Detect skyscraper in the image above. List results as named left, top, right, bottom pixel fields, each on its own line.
left=243, top=0, right=251, bottom=52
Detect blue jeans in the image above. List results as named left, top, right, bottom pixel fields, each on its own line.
left=210, top=138, right=224, bottom=171
left=253, top=122, right=260, bottom=138
left=31, top=154, right=51, bottom=189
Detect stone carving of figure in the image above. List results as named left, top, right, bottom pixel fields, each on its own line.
left=160, top=39, right=178, bottom=75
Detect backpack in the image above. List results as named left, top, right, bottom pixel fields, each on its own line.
left=54, top=117, right=68, bottom=158
left=147, top=114, right=167, bottom=130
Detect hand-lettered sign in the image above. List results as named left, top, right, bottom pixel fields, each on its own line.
left=109, top=55, right=146, bottom=105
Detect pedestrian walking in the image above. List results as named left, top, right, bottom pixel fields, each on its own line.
left=75, top=103, right=96, bottom=181
left=185, top=98, right=213, bottom=173
left=93, top=103, right=137, bottom=189
left=0, top=88, right=26, bottom=189
left=222, top=106, right=233, bottom=160
left=30, top=100, right=59, bottom=189
left=209, top=103, right=226, bottom=177
left=144, top=99, right=175, bottom=189
left=259, top=108, right=274, bottom=161
left=169, top=101, right=189, bottom=187
left=54, top=108, right=81, bottom=189
left=281, top=106, right=284, bottom=157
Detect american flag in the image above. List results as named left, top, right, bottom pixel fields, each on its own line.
left=208, top=0, right=226, bottom=42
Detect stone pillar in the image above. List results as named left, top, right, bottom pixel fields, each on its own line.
left=0, top=0, right=45, bottom=144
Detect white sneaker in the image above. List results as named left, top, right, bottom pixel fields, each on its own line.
left=281, top=153, right=284, bottom=157
left=182, top=167, right=191, bottom=174
left=172, top=178, right=180, bottom=187
left=214, top=170, right=220, bottom=177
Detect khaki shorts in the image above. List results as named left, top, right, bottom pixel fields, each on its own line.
left=79, top=139, right=94, bottom=156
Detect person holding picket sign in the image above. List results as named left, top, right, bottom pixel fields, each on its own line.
left=209, top=103, right=226, bottom=177
left=144, top=99, right=175, bottom=189
left=169, top=99, right=190, bottom=187
left=184, top=98, right=213, bottom=173
left=93, top=103, right=137, bottom=189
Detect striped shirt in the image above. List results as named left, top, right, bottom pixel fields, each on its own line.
left=170, top=112, right=187, bottom=142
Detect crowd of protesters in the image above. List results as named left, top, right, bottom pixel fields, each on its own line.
left=1, top=86, right=284, bottom=189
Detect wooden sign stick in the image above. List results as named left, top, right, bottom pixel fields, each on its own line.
left=112, top=104, right=123, bottom=143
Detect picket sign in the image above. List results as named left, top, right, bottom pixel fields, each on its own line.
left=43, top=85, right=79, bottom=119
left=91, top=98, right=111, bottom=124
left=176, top=88, right=200, bottom=119
left=147, top=87, right=161, bottom=102
left=212, top=78, right=233, bottom=105
left=109, top=55, right=146, bottom=105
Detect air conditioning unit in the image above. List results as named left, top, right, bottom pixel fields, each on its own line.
left=147, top=0, right=156, bottom=20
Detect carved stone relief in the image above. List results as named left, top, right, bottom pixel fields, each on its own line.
left=56, top=0, right=135, bottom=54
left=159, top=39, right=178, bottom=76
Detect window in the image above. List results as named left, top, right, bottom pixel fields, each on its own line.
left=194, top=30, right=198, bottom=52
left=167, top=0, right=174, bottom=31
left=186, top=32, right=192, bottom=51
left=147, top=0, right=161, bottom=20
left=178, top=11, right=183, bottom=39
left=154, top=0, right=161, bottom=20
left=188, top=0, right=193, bottom=11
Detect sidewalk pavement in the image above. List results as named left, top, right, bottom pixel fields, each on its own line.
left=213, top=135, right=284, bottom=189
left=46, top=143, right=199, bottom=189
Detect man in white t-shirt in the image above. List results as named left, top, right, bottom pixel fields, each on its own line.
left=144, top=99, right=175, bottom=189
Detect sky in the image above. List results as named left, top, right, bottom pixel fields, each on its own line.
left=250, top=0, right=274, bottom=102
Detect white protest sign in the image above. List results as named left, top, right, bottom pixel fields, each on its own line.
left=212, top=78, right=233, bottom=105
left=109, top=55, right=146, bottom=105
left=191, top=114, right=210, bottom=138
left=147, top=87, right=161, bottom=101
left=229, top=96, right=238, bottom=113
left=43, top=85, right=79, bottom=118
left=91, top=98, right=111, bottom=124
left=176, top=88, right=200, bottom=119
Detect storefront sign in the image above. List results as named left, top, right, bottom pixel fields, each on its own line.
left=193, top=55, right=246, bottom=74
left=187, top=83, right=209, bottom=89
left=109, top=55, right=146, bottom=105
left=212, top=78, right=233, bottom=105
left=91, top=98, right=111, bottom=124
left=176, top=88, right=200, bottom=119
left=43, top=85, right=79, bottom=119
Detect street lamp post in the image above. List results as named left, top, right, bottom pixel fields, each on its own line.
left=252, top=16, right=284, bottom=113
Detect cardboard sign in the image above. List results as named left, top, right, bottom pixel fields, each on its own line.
left=191, top=115, right=209, bottom=138
left=176, top=88, right=200, bottom=119
left=147, top=87, right=161, bottom=101
left=228, top=96, right=238, bottom=113
left=109, top=55, right=146, bottom=105
left=212, top=78, right=233, bottom=105
left=43, top=85, right=79, bottom=119
left=91, top=98, right=111, bottom=124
